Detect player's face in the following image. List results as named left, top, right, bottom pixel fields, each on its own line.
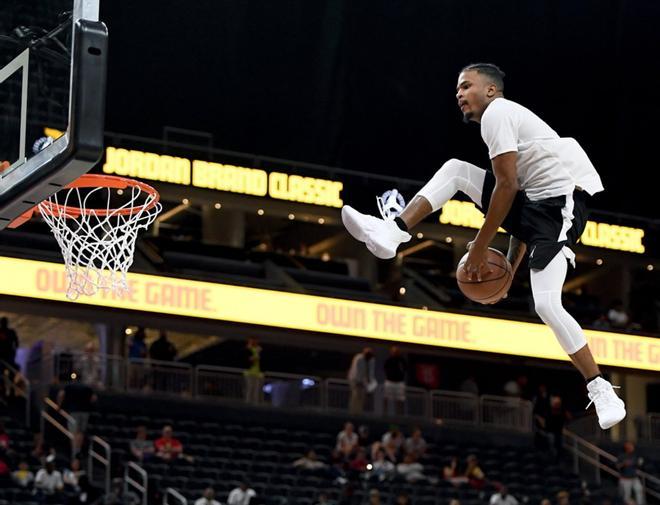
left=456, top=70, right=491, bottom=123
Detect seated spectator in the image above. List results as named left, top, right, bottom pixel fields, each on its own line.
left=380, top=426, right=403, bottom=462
left=348, top=447, right=369, bottom=475
left=227, top=481, right=256, bottom=505
left=63, top=458, right=84, bottom=493
left=336, top=422, right=359, bottom=458
left=315, top=493, right=331, bottom=505
left=465, top=454, right=486, bottom=489
left=293, top=449, right=327, bottom=471
left=396, top=453, right=426, bottom=483
left=0, top=421, right=9, bottom=451
left=395, top=493, right=410, bottom=505
left=12, top=460, right=35, bottom=488
left=443, top=455, right=466, bottom=486
left=490, top=486, right=519, bottom=505
left=607, top=300, right=629, bottom=328
left=195, top=487, right=222, bottom=505
left=368, top=449, right=395, bottom=482
left=367, top=489, right=381, bottom=505
left=556, top=491, right=570, bottom=505
left=403, top=427, right=427, bottom=459
left=130, top=425, right=155, bottom=462
left=449, top=500, right=461, bottom=505
left=35, top=456, right=64, bottom=503
left=357, top=424, right=372, bottom=447
left=154, top=425, right=191, bottom=462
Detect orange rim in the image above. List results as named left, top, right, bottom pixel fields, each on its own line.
left=39, top=174, right=161, bottom=218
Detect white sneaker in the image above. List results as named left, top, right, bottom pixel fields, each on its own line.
left=586, top=377, right=626, bottom=429
left=341, top=205, right=411, bottom=259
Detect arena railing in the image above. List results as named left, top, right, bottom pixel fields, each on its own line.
left=1, top=358, right=31, bottom=427
left=163, top=488, right=188, bottom=505
left=430, top=390, right=479, bottom=426
left=124, top=461, right=148, bottom=505
left=563, top=429, right=660, bottom=501
left=38, top=351, right=534, bottom=432
left=479, top=395, right=533, bottom=432
left=89, top=435, right=111, bottom=495
left=646, top=413, right=660, bottom=442
left=125, top=358, right=193, bottom=397
left=41, top=397, right=77, bottom=460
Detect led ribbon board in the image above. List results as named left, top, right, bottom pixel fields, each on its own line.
left=2, top=256, right=658, bottom=371
left=102, top=147, right=343, bottom=208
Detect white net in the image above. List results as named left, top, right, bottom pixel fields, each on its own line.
left=39, top=179, right=162, bottom=300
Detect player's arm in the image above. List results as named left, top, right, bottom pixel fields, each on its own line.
left=465, top=152, right=518, bottom=279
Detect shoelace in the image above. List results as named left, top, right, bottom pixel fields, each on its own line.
left=585, top=384, right=621, bottom=410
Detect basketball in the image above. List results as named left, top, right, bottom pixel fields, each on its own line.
left=456, top=248, right=513, bottom=304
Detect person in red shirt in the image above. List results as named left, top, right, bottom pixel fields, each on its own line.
left=154, top=425, right=183, bottom=462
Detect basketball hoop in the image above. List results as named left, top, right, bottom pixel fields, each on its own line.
left=13, top=174, right=162, bottom=300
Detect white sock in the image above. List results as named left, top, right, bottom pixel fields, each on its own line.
left=530, top=251, right=587, bottom=354
left=415, top=158, right=486, bottom=211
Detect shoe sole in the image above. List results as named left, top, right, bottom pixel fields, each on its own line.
left=599, top=407, right=626, bottom=429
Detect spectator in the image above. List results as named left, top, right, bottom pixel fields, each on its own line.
left=149, top=330, right=177, bottom=361
left=396, top=453, right=426, bottom=483
left=63, top=458, right=84, bottom=493
left=244, top=339, right=263, bottom=404
left=0, top=457, right=9, bottom=477
left=616, top=441, right=645, bottom=505
left=379, top=426, right=403, bottom=462
left=0, top=317, right=19, bottom=368
left=367, top=489, right=381, bottom=505
left=460, top=375, right=479, bottom=395
left=347, top=347, right=376, bottom=414
left=348, top=447, right=369, bottom=475
left=154, top=425, right=183, bottom=462
left=490, top=486, right=519, bottom=505
left=368, top=449, right=395, bottom=482
left=0, top=420, right=9, bottom=452
left=315, top=493, right=331, bottom=505
left=404, top=427, right=427, bottom=459
left=357, top=424, right=372, bottom=447
left=443, top=456, right=467, bottom=487
left=539, top=500, right=551, bottom=505
left=128, top=328, right=148, bottom=360
left=129, top=425, right=155, bottom=462
left=544, top=395, right=570, bottom=460
left=607, top=300, right=630, bottom=329
left=503, top=375, right=529, bottom=399
left=336, top=422, right=359, bottom=458
left=227, top=481, right=256, bottom=505
left=449, top=500, right=461, bottom=505
left=12, top=460, right=34, bottom=488
left=293, top=449, right=327, bottom=471
left=383, top=346, right=406, bottom=416
left=395, top=493, right=410, bottom=505
left=78, top=342, right=102, bottom=388
left=35, top=457, right=64, bottom=503
left=195, top=487, right=222, bottom=505
left=56, top=380, right=97, bottom=434
left=556, top=490, right=570, bottom=505
left=465, top=454, right=486, bottom=489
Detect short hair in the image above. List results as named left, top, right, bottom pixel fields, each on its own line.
left=461, top=63, right=505, bottom=91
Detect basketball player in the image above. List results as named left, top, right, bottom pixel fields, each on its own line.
left=342, top=63, right=626, bottom=429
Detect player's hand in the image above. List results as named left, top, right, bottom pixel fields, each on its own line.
left=463, top=244, right=492, bottom=281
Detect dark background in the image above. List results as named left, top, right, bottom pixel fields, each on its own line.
left=100, top=0, right=660, bottom=219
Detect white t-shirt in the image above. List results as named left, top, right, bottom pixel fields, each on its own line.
left=194, top=499, right=222, bottom=505
left=490, top=493, right=519, bottom=505
left=480, top=98, right=604, bottom=201
left=35, top=469, right=64, bottom=493
left=227, top=488, right=256, bottom=505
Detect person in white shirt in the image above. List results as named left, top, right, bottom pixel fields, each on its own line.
left=35, top=459, right=64, bottom=497
left=396, top=453, right=426, bottom=483
left=195, top=487, right=222, bottom=505
left=227, top=482, right=256, bottom=505
left=490, top=486, right=519, bottom=505
left=336, top=422, right=359, bottom=458
left=341, top=62, right=625, bottom=431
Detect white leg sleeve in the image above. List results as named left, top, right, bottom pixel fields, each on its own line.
left=530, top=251, right=587, bottom=355
left=415, top=158, right=487, bottom=211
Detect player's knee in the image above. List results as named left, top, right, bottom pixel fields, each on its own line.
left=534, top=296, right=558, bottom=323
left=440, top=158, right=464, bottom=176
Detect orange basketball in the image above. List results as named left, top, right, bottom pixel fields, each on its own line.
left=456, top=248, right=513, bottom=304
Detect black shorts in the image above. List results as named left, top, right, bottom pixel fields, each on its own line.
left=477, top=170, right=590, bottom=270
